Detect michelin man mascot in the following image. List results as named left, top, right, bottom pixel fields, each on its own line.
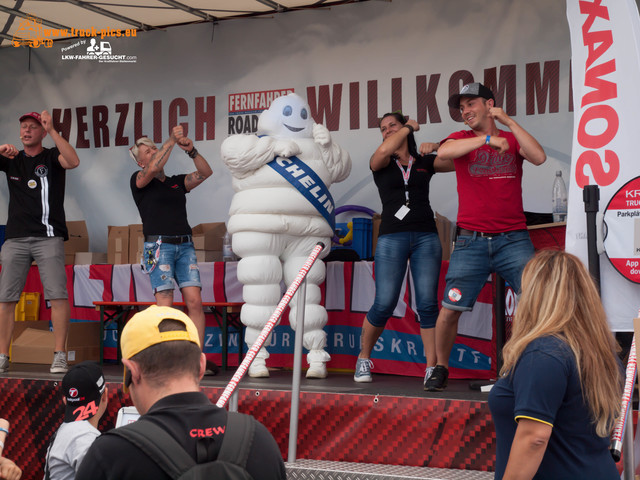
left=221, top=93, right=351, bottom=378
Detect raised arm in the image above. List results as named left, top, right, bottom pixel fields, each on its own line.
left=176, top=137, right=213, bottom=191
left=438, top=134, right=509, bottom=161
left=0, top=145, right=18, bottom=160
left=135, top=126, right=181, bottom=189
left=221, top=134, right=301, bottom=179
left=433, top=156, right=455, bottom=172
left=490, top=107, right=546, bottom=165
left=41, top=110, right=79, bottom=169
left=313, top=123, right=351, bottom=183
left=370, top=119, right=418, bottom=171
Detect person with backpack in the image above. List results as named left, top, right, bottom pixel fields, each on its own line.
left=75, top=305, right=286, bottom=480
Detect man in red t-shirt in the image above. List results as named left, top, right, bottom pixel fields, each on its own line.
left=424, top=83, right=546, bottom=392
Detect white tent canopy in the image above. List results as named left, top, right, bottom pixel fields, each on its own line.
left=0, top=0, right=359, bottom=47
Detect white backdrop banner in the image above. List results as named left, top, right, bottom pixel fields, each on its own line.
left=0, top=0, right=586, bottom=316
left=566, top=0, right=640, bottom=330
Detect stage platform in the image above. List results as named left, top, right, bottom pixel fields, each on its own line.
left=0, top=363, right=497, bottom=480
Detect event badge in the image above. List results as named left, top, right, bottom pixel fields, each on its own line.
left=395, top=204, right=410, bottom=220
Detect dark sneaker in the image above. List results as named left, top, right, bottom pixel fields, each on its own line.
left=204, top=360, right=220, bottom=376
left=424, top=365, right=448, bottom=391
left=423, top=366, right=435, bottom=388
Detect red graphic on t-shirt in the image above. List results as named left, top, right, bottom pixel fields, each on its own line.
left=469, top=149, right=517, bottom=178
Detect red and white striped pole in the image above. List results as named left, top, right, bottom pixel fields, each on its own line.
left=216, top=242, right=325, bottom=408
left=611, top=330, right=637, bottom=462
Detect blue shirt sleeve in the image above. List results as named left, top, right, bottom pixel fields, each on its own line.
left=512, top=347, right=570, bottom=426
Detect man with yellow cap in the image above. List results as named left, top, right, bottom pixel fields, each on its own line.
left=76, top=305, right=285, bottom=479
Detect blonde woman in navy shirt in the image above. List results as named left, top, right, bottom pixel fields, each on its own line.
left=489, top=250, right=622, bottom=479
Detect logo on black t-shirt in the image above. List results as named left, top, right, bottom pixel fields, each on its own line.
left=34, top=164, right=48, bottom=177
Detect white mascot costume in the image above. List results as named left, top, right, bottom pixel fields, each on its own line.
left=221, top=93, right=351, bottom=378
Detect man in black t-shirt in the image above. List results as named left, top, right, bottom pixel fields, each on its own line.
left=0, top=111, right=80, bottom=374
left=76, top=306, right=286, bottom=480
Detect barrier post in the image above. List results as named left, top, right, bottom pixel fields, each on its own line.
left=288, top=278, right=306, bottom=463
left=229, top=390, right=238, bottom=413
left=623, top=411, right=634, bottom=479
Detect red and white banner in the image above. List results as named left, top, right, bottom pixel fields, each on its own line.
left=566, top=0, right=640, bottom=330
left=24, top=261, right=496, bottom=378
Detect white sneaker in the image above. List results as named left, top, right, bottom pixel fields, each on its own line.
left=248, top=358, right=269, bottom=378
left=50, top=351, right=68, bottom=374
left=306, top=361, right=327, bottom=379
left=353, top=358, right=373, bottom=383
left=0, top=354, right=9, bottom=373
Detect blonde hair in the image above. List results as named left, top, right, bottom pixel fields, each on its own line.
left=129, top=137, right=155, bottom=164
left=501, top=249, right=622, bottom=437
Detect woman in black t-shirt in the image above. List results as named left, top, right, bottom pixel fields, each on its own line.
left=353, top=112, right=453, bottom=388
left=129, top=126, right=213, bottom=354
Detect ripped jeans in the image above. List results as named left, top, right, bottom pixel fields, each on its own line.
left=143, top=240, right=201, bottom=294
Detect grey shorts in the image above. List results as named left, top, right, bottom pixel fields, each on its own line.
left=0, top=237, right=68, bottom=302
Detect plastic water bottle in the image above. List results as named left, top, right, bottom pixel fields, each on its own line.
left=222, top=231, right=235, bottom=261
left=551, top=171, right=568, bottom=223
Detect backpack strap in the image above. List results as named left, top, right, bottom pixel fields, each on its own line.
left=217, top=412, right=256, bottom=469
left=108, top=419, right=195, bottom=479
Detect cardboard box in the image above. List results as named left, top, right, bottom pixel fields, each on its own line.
left=11, top=326, right=52, bottom=364
left=64, top=221, right=89, bottom=256
left=128, top=224, right=144, bottom=265
left=66, top=322, right=101, bottom=364
left=195, top=250, right=223, bottom=263
left=435, top=212, right=456, bottom=262
left=64, top=220, right=89, bottom=264
left=192, top=223, right=226, bottom=251
left=11, top=321, right=101, bottom=365
left=74, top=252, right=108, bottom=265
left=108, top=226, right=129, bottom=264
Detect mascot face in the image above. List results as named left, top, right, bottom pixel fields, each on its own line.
left=257, top=93, right=313, bottom=139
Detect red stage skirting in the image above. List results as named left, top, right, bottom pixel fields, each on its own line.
left=0, top=377, right=497, bottom=480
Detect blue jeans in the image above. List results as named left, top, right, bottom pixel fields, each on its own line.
left=442, top=230, right=534, bottom=311
left=143, top=241, right=201, bottom=294
left=367, top=232, right=442, bottom=329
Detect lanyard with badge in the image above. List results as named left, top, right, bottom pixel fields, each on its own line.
left=394, top=156, right=413, bottom=220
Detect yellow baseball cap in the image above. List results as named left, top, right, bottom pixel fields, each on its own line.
left=121, top=305, right=201, bottom=359
left=121, top=306, right=200, bottom=392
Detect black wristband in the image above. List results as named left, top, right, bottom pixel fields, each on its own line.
left=186, top=147, right=198, bottom=159
left=404, top=124, right=414, bottom=134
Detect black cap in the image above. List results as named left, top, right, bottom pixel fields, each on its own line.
left=62, top=361, right=105, bottom=422
left=448, top=83, right=495, bottom=109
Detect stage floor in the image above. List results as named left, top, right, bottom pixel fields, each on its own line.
left=3, top=362, right=494, bottom=401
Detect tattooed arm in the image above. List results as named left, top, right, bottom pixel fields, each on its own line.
left=135, top=126, right=182, bottom=189
left=176, top=135, right=212, bottom=191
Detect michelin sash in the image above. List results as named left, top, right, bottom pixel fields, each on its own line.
left=268, top=156, right=335, bottom=231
